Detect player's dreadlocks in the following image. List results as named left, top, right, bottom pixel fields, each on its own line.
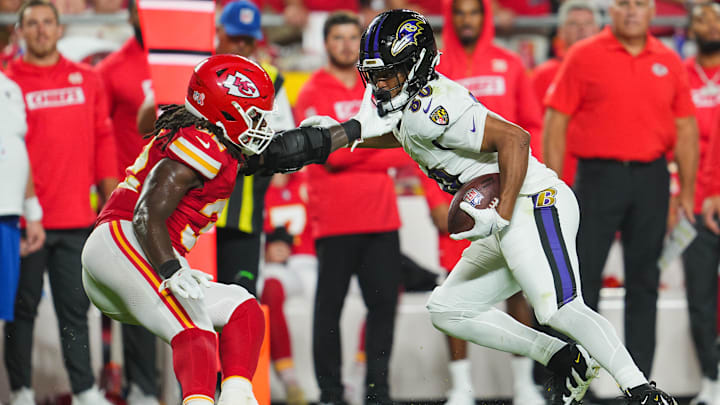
left=146, top=104, right=245, bottom=160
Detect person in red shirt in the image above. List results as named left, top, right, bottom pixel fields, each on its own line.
left=437, top=0, right=543, bottom=159
left=294, top=12, right=406, bottom=405
left=435, top=0, right=545, bottom=402
left=93, top=0, right=160, bottom=403
left=544, top=0, right=699, bottom=377
left=96, top=0, right=151, bottom=176
left=530, top=0, right=600, bottom=185
left=680, top=4, right=720, bottom=404
left=4, top=2, right=118, bottom=404
left=84, top=53, right=390, bottom=405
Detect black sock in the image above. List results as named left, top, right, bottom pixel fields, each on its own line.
left=546, top=343, right=574, bottom=375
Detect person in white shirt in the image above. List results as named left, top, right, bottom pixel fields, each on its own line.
left=0, top=71, right=44, bottom=320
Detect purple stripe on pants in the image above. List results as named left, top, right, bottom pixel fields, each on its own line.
left=540, top=207, right=574, bottom=305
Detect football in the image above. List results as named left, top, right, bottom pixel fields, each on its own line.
left=447, top=173, right=501, bottom=234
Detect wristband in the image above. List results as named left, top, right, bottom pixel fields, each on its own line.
left=23, top=196, right=43, bottom=222
left=340, top=119, right=361, bottom=143
left=158, top=259, right=181, bottom=279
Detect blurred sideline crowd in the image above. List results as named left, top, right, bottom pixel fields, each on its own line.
left=1, top=0, right=720, bottom=403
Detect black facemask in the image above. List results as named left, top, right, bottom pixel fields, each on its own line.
left=697, top=37, right=720, bottom=54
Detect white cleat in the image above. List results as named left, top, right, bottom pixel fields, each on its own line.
left=72, top=385, right=114, bottom=405
left=218, top=377, right=259, bottom=405
left=445, top=388, right=475, bottom=405
left=690, top=377, right=719, bottom=405
left=10, top=388, right=35, bottom=405
left=126, top=383, right=160, bottom=405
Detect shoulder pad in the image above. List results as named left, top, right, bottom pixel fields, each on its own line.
left=402, top=76, right=478, bottom=141
left=166, top=126, right=229, bottom=179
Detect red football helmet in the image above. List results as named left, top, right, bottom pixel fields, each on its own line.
left=185, top=54, right=276, bottom=155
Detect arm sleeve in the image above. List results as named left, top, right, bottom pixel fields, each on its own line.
left=434, top=103, right=489, bottom=153
left=673, top=62, right=696, bottom=118
left=92, top=73, right=118, bottom=181
left=545, top=50, right=583, bottom=115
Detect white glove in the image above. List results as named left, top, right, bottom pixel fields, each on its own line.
left=350, top=86, right=402, bottom=150
left=158, top=268, right=213, bottom=299
left=449, top=203, right=510, bottom=242
left=299, top=115, right=339, bottom=128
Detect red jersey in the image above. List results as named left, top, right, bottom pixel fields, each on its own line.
left=303, top=0, right=358, bottom=11
left=419, top=172, right=470, bottom=272
left=7, top=56, right=117, bottom=229
left=546, top=27, right=695, bottom=162
left=294, top=69, right=405, bottom=238
left=98, top=126, right=238, bottom=256
left=531, top=57, right=578, bottom=185
left=95, top=38, right=152, bottom=173
left=264, top=171, right=315, bottom=256
left=436, top=0, right=543, bottom=159
left=499, top=0, right=550, bottom=15
left=685, top=57, right=720, bottom=213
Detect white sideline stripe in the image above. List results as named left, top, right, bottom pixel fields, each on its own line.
left=148, top=53, right=209, bottom=66
left=140, top=0, right=214, bottom=12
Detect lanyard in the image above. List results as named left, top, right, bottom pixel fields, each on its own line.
left=695, top=62, right=720, bottom=97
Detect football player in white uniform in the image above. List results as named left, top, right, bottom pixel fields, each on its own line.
left=304, top=9, right=676, bottom=405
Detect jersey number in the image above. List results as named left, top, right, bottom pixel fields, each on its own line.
left=118, top=139, right=154, bottom=192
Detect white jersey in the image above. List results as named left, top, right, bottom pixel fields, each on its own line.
left=0, top=72, right=29, bottom=216
left=393, top=74, right=559, bottom=195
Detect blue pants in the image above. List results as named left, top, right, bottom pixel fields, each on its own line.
left=0, top=216, right=21, bottom=321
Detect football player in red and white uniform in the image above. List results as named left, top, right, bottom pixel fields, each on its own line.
left=81, top=54, right=396, bottom=405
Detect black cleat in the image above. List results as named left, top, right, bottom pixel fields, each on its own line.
left=544, top=343, right=601, bottom=405
left=624, top=381, right=677, bottom=405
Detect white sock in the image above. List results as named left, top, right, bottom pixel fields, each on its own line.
left=278, top=366, right=299, bottom=387
left=183, top=395, right=214, bottom=404
left=511, top=356, right=536, bottom=387
left=546, top=299, right=647, bottom=391
left=221, top=376, right=253, bottom=392
left=448, top=359, right=473, bottom=393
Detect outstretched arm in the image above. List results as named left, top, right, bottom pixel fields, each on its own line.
left=252, top=121, right=362, bottom=175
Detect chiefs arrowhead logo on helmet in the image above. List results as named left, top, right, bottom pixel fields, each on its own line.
left=185, top=54, right=276, bottom=156
left=222, top=72, right=260, bottom=98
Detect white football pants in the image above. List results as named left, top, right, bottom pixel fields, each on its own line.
left=81, top=220, right=255, bottom=343
left=427, top=182, right=646, bottom=389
